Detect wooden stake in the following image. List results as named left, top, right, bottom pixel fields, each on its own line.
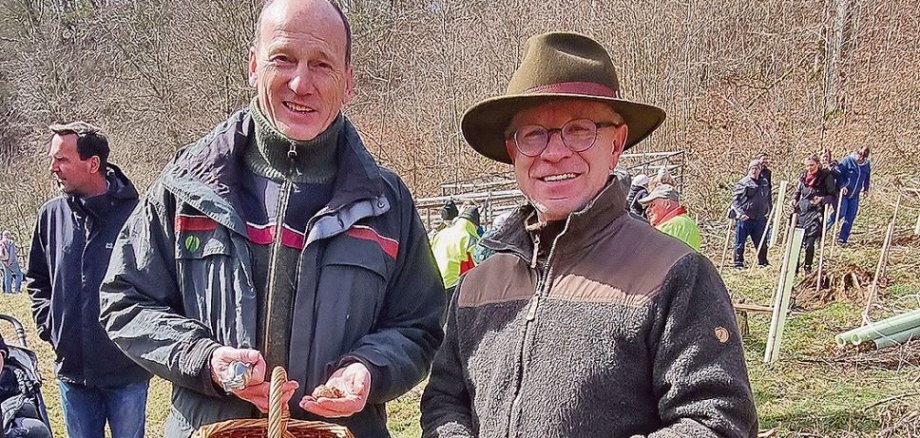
left=765, top=225, right=804, bottom=363
left=815, top=204, right=831, bottom=293
left=865, top=220, right=895, bottom=321
left=769, top=180, right=788, bottom=247
left=893, top=192, right=902, bottom=220
left=772, top=213, right=798, bottom=307
left=880, top=193, right=902, bottom=280
left=829, top=191, right=844, bottom=258
left=749, top=207, right=774, bottom=273
left=779, top=211, right=797, bottom=270
left=719, top=218, right=734, bottom=274
left=914, top=207, right=920, bottom=236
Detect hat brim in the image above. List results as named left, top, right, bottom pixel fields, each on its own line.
left=461, top=93, right=666, bottom=164
left=637, top=193, right=657, bottom=205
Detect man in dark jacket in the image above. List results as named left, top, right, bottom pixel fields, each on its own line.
left=421, top=32, right=756, bottom=437
left=26, top=122, right=150, bottom=437
left=731, top=160, right=772, bottom=268
left=626, top=173, right=650, bottom=219
left=98, top=1, right=444, bottom=436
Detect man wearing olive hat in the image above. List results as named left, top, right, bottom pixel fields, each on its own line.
left=420, top=32, right=757, bottom=437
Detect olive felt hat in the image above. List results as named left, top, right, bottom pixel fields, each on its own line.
left=461, top=32, right=666, bottom=164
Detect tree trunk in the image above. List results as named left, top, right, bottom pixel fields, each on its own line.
left=823, top=0, right=854, bottom=116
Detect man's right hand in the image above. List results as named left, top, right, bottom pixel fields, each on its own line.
left=739, top=214, right=749, bottom=222
left=209, top=346, right=298, bottom=413
left=841, top=187, right=849, bottom=196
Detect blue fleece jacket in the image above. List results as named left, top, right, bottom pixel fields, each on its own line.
left=837, top=154, right=871, bottom=198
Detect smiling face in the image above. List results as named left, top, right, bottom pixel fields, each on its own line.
left=505, top=99, right=628, bottom=222
left=249, top=0, right=354, bottom=141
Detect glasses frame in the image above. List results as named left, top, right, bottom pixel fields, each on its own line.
left=509, top=119, right=620, bottom=158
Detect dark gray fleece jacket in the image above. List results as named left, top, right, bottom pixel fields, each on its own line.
left=420, top=181, right=758, bottom=437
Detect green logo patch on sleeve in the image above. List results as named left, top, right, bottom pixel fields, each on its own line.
left=184, top=235, right=201, bottom=252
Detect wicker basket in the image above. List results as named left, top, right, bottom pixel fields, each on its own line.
left=193, top=367, right=355, bottom=438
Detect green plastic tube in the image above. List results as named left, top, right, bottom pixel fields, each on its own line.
left=835, top=308, right=920, bottom=346
left=873, top=324, right=920, bottom=349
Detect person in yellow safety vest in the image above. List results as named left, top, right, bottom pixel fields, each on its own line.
left=428, top=200, right=459, bottom=241
left=638, top=184, right=702, bottom=251
left=430, top=205, right=481, bottom=305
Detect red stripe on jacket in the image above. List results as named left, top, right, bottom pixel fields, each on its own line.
left=246, top=223, right=274, bottom=245
left=346, top=225, right=399, bottom=260
left=246, top=223, right=306, bottom=250
left=176, top=215, right=218, bottom=232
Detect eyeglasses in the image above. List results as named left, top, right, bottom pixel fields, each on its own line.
left=509, top=118, right=619, bottom=157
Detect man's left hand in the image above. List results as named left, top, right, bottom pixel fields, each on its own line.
left=300, top=362, right=371, bottom=418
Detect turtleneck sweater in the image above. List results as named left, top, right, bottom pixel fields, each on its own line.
left=241, top=99, right=342, bottom=370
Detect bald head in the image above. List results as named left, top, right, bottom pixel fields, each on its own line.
left=255, top=0, right=352, bottom=65
left=248, top=0, right=355, bottom=141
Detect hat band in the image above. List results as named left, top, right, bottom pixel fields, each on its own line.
left=524, top=81, right=620, bottom=98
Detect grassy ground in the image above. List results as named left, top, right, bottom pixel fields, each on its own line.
left=1, top=188, right=918, bottom=437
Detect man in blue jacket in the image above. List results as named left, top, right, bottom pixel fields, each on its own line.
left=99, top=0, right=445, bottom=436
left=827, top=146, right=871, bottom=245
left=26, top=122, right=151, bottom=437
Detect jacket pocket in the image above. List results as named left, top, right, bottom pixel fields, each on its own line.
left=175, top=227, right=232, bottom=259
left=315, top=239, right=390, bottom=351
left=174, top=226, right=237, bottom=337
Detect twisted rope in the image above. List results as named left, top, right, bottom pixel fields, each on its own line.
left=268, top=367, right=289, bottom=438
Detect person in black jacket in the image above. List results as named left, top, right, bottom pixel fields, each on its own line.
left=791, top=154, right=837, bottom=272
left=626, top=174, right=650, bottom=220
left=26, top=122, right=150, bottom=438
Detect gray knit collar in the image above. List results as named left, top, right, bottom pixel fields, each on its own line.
left=245, top=99, right=342, bottom=184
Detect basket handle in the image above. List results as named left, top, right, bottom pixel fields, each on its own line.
left=268, top=366, right=290, bottom=438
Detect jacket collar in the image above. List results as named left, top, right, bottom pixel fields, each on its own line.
left=453, top=217, right=479, bottom=235
left=482, top=177, right=628, bottom=261
left=67, top=164, right=139, bottom=218
left=653, top=205, right=688, bottom=227
left=161, top=109, right=387, bottom=237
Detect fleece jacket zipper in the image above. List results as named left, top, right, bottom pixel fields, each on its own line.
left=506, top=220, right=569, bottom=437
